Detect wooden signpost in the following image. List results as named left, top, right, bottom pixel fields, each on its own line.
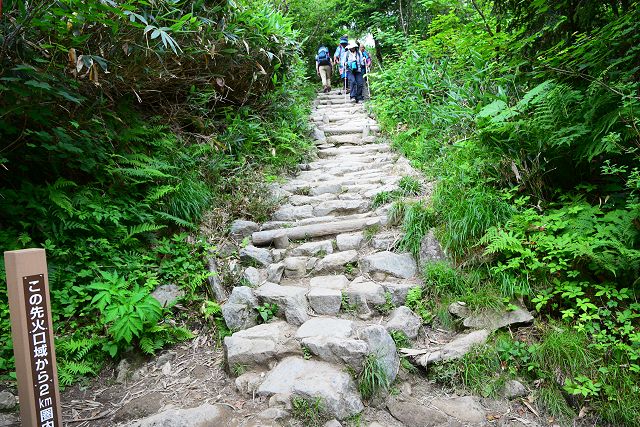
left=4, top=249, right=62, bottom=427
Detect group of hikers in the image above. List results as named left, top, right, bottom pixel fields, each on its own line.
left=315, top=35, right=372, bottom=103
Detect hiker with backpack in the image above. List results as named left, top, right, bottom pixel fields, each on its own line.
left=341, top=41, right=366, bottom=103
left=334, top=35, right=349, bottom=95
left=315, top=45, right=333, bottom=93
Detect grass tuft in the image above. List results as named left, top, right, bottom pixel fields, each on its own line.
left=358, top=353, right=390, bottom=400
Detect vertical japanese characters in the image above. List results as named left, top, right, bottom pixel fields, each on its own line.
left=23, top=274, right=60, bottom=427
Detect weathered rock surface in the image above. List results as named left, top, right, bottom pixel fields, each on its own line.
left=224, top=321, right=300, bottom=369
left=130, top=403, right=239, bottom=427
left=360, top=251, right=417, bottom=279
left=358, top=325, right=399, bottom=385
left=242, top=266, right=265, bottom=287
left=290, top=240, right=334, bottom=257
left=336, top=232, right=364, bottom=251
left=416, top=329, right=490, bottom=366
left=296, top=318, right=353, bottom=339
left=222, top=286, right=259, bottom=332
left=0, top=392, right=16, bottom=411
left=381, top=281, right=418, bottom=306
left=313, top=199, right=369, bottom=217
left=257, top=357, right=364, bottom=420
left=448, top=301, right=470, bottom=318
left=314, top=250, right=358, bottom=273
left=240, top=245, right=273, bottom=267
left=150, top=284, right=184, bottom=307
left=463, top=307, right=534, bottom=331
left=302, top=336, right=368, bottom=371
left=385, top=306, right=422, bottom=340
left=273, top=204, right=314, bottom=221
left=255, top=282, right=309, bottom=325
left=310, top=275, right=350, bottom=290
left=502, top=379, right=528, bottom=399
left=387, top=399, right=452, bottom=427
left=267, top=262, right=284, bottom=283
left=431, top=396, right=487, bottom=424
left=345, top=276, right=386, bottom=306
left=419, top=229, right=446, bottom=265
left=230, top=220, right=260, bottom=239
left=307, top=287, right=342, bottom=315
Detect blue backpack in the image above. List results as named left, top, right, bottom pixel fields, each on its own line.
left=317, top=47, right=331, bottom=66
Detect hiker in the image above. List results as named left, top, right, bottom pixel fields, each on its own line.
left=315, top=45, right=333, bottom=93
left=342, top=41, right=366, bottom=103
left=359, top=43, right=372, bottom=98
left=334, top=35, right=349, bottom=95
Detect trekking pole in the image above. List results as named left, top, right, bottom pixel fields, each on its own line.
left=344, top=73, right=347, bottom=104
left=365, top=64, right=371, bottom=99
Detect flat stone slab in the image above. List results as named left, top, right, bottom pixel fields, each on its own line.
left=416, top=329, right=490, bottom=366
left=257, top=357, right=364, bottom=420
left=224, top=322, right=300, bottom=369
left=313, top=199, right=369, bottom=217
left=131, top=403, right=240, bottom=427
left=307, top=287, right=342, bottom=315
left=314, top=250, right=358, bottom=273
left=290, top=240, right=334, bottom=257
left=360, top=251, right=417, bottom=279
left=346, top=276, right=386, bottom=306
left=302, top=336, right=368, bottom=371
left=431, top=396, right=487, bottom=424
left=462, top=307, right=534, bottom=331
left=386, top=306, right=422, bottom=340
left=310, top=275, right=350, bottom=290
left=273, top=204, right=314, bottom=221
left=296, top=318, right=353, bottom=339
left=254, top=282, right=309, bottom=325
left=336, top=232, right=364, bottom=251
left=240, top=245, right=273, bottom=267
left=387, top=399, right=452, bottom=427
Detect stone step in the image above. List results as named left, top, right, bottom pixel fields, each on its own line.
left=260, top=211, right=378, bottom=231
left=252, top=216, right=382, bottom=245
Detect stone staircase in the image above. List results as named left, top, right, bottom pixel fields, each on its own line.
left=220, top=92, right=536, bottom=426
left=222, top=92, right=424, bottom=422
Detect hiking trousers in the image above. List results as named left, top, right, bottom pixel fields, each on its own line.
left=348, top=71, right=364, bottom=101
left=318, top=65, right=332, bottom=89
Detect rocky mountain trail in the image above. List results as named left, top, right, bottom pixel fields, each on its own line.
left=47, top=92, right=541, bottom=427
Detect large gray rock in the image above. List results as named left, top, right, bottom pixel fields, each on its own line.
left=240, top=245, right=273, bottom=267
left=448, top=301, right=470, bottom=318
left=267, top=262, right=284, bottom=283
left=257, top=357, right=364, bottom=420
left=431, top=396, right=487, bottom=424
left=463, top=307, right=534, bottom=331
left=419, top=229, right=446, bottom=265
left=310, top=275, right=350, bottom=290
left=255, top=282, right=309, bottom=325
left=296, top=318, right=353, bottom=339
left=336, top=232, right=364, bottom=251
left=416, top=329, right=490, bottom=366
left=385, top=306, right=421, bottom=340
left=230, top=220, right=260, bottom=239
left=131, top=403, right=238, bottom=427
left=242, top=266, right=265, bottom=287
left=302, top=336, right=368, bottom=371
left=502, top=379, right=528, bottom=399
left=151, top=284, right=184, bottom=307
left=387, top=399, right=451, bottom=427
left=291, top=240, right=334, bottom=257
left=360, top=252, right=417, bottom=279
left=224, top=322, right=300, bottom=369
left=381, top=282, right=417, bottom=306
left=313, top=200, right=369, bottom=217
left=273, top=204, right=314, bottom=221
left=307, top=288, right=342, bottom=315
left=206, top=257, right=228, bottom=302
left=222, top=286, right=259, bottom=331
left=0, top=391, right=16, bottom=411
left=284, top=256, right=314, bottom=279
left=315, top=250, right=358, bottom=273
left=345, top=276, right=385, bottom=306
left=358, top=325, right=399, bottom=384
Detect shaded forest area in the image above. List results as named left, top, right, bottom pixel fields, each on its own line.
left=1, top=0, right=640, bottom=425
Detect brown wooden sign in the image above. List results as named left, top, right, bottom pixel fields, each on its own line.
left=4, top=249, right=62, bottom=427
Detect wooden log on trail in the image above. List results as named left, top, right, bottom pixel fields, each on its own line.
left=252, top=217, right=382, bottom=246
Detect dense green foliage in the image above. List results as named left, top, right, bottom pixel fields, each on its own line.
left=364, top=1, right=639, bottom=424
left=1, top=0, right=313, bottom=383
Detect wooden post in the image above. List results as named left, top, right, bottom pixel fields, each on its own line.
left=4, top=249, right=62, bottom=427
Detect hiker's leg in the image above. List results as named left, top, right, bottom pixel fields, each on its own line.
left=355, top=72, right=364, bottom=101
left=348, top=72, right=357, bottom=99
